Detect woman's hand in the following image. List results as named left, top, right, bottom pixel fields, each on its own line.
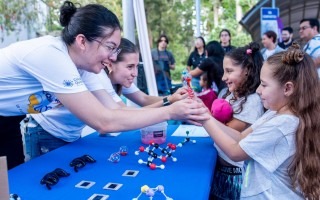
left=168, top=87, right=189, bottom=103
left=168, top=98, right=210, bottom=125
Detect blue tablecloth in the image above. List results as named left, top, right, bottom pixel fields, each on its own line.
left=8, top=125, right=217, bottom=200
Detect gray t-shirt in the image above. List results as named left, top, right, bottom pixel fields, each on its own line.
left=215, top=89, right=265, bottom=167
left=239, top=110, right=303, bottom=199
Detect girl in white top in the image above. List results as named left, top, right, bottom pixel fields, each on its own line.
left=0, top=2, right=207, bottom=166
left=210, top=42, right=265, bottom=200
left=202, top=43, right=320, bottom=199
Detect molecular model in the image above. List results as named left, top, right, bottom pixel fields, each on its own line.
left=177, top=131, right=196, bottom=147
left=135, top=131, right=196, bottom=170
left=132, top=185, right=173, bottom=200
left=181, top=69, right=195, bottom=99
left=108, top=146, right=128, bottom=163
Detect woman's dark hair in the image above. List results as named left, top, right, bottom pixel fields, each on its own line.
left=157, top=34, right=169, bottom=45
left=219, top=29, right=232, bottom=44
left=205, top=60, right=223, bottom=91
left=263, top=30, right=277, bottom=43
left=199, top=41, right=225, bottom=92
left=60, top=1, right=121, bottom=45
left=223, top=42, right=263, bottom=113
left=107, top=38, right=139, bottom=95
left=206, top=40, right=225, bottom=58
left=194, top=36, right=206, bottom=52
left=200, top=72, right=210, bottom=89
left=114, top=38, right=140, bottom=63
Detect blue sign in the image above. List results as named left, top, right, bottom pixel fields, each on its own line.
left=260, top=7, right=280, bottom=37
left=261, top=8, right=279, bottom=20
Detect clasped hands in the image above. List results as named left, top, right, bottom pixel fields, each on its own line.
left=168, top=87, right=211, bottom=126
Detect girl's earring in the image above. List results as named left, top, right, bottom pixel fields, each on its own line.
left=106, top=63, right=112, bottom=74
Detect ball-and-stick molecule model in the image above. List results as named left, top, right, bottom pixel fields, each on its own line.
left=108, top=146, right=128, bottom=163
left=182, top=69, right=195, bottom=99
left=135, top=142, right=177, bottom=170
left=135, top=131, right=196, bottom=170
left=132, top=185, right=173, bottom=200
left=177, top=131, right=196, bottom=147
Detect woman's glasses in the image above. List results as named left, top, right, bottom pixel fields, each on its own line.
left=91, top=38, right=122, bottom=57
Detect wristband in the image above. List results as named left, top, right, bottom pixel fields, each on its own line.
left=162, top=97, right=171, bottom=106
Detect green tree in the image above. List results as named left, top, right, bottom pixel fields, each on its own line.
left=1, top=0, right=258, bottom=82
left=0, top=0, right=43, bottom=41
left=145, top=0, right=258, bottom=82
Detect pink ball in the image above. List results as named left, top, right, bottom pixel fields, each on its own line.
left=211, top=99, right=233, bottom=123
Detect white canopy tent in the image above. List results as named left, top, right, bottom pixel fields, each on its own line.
left=122, top=0, right=158, bottom=97
left=122, top=0, right=202, bottom=97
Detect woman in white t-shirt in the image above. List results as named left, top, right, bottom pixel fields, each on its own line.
left=0, top=1, right=207, bottom=167
left=24, top=38, right=190, bottom=160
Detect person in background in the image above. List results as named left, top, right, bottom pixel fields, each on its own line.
left=219, top=29, right=235, bottom=53
left=0, top=1, right=207, bottom=167
left=261, top=30, right=284, bottom=60
left=278, top=26, right=294, bottom=49
left=209, top=42, right=265, bottom=200
left=196, top=72, right=217, bottom=111
left=186, top=36, right=206, bottom=92
left=203, top=43, right=320, bottom=199
left=24, top=38, right=190, bottom=160
left=189, top=41, right=225, bottom=93
left=151, top=34, right=175, bottom=96
left=299, top=18, right=320, bottom=76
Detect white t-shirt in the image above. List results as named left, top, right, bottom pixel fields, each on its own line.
left=0, top=36, right=89, bottom=116
left=31, top=70, right=105, bottom=142
left=303, top=33, right=320, bottom=77
left=264, top=49, right=276, bottom=59
left=215, top=89, right=265, bottom=167
left=32, top=71, right=140, bottom=142
left=239, top=110, right=303, bottom=199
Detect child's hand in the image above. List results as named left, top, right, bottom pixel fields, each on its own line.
left=168, top=98, right=209, bottom=125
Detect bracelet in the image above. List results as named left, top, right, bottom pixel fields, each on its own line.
left=162, top=97, right=171, bottom=106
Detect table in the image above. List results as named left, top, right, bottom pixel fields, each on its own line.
left=8, top=125, right=217, bottom=200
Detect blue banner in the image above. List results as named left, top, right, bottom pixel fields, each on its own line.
left=260, top=7, right=279, bottom=37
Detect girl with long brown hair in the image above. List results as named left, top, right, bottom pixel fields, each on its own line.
left=203, top=43, right=320, bottom=199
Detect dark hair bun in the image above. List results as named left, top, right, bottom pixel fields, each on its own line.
left=59, top=1, right=78, bottom=27
left=248, top=42, right=260, bottom=54
left=282, top=42, right=304, bottom=65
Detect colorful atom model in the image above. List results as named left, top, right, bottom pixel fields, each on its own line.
left=177, top=131, right=196, bottom=147
left=108, top=146, right=128, bottom=163
left=132, top=185, right=173, bottom=200
left=135, top=131, right=196, bottom=170
left=181, top=69, right=195, bottom=99
left=135, top=142, right=177, bottom=170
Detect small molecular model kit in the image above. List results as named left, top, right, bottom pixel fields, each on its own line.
left=132, top=185, right=173, bottom=200
left=35, top=129, right=197, bottom=200
left=135, top=131, right=196, bottom=170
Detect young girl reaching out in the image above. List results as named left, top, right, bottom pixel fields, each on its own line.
left=204, top=43, right=320, bottom=199
left=210, top=42, right=265, bottom=200
left=196, top=72, right=217, bottom=111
